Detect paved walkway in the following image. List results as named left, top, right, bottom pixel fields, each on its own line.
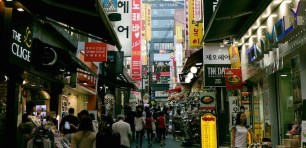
left=131, top=134, right=199, bottom=148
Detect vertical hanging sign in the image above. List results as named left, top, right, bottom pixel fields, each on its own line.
left=188, top=0, right=203, bottom=47
left=131, top=0, right=142, bottom=80
left=115, top=0, right=132, bottom=56
left=193, top=0, right=202, bottom=21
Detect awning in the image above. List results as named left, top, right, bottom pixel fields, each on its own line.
left=98, top=78, right=138, bottom=91
left=163, top=85, right=181, bottom=93
left=32, top=39, right=98, bottom=77
left=181, top=48, right=203, bottom=73
left=16, top=0, right=122, bottom=50
left=203, top=0, right=272, bottom=43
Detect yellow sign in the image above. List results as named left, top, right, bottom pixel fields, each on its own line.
left=228, top=45, right=241, bottom=68
left=201, top=113, right=217, bottom=148
left=176, top=25, right=183, bottom=43
left=188, top=0, right=203, bottom=47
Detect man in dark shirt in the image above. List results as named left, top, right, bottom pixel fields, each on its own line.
left=59, top=108, right=79, bottom=141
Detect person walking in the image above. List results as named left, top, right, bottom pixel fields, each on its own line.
left=156, top=111, right=167, bottom=146
left=231, top=112, right=257, bottom=148
left=59, top=108, right=79, bottom=142
left=134, top=107, right=146, bottom=148
left=145, top=111, right=154, bottom=146
left=71, top=116, right=96, bottom=148
left=112, top=114, right=132, bottom=148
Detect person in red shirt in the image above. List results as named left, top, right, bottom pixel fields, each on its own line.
left=145, top=111, right=154, bottom=146
left=156, top=112, right=166, bottom=146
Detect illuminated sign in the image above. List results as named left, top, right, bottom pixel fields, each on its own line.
left=201, top=113, right=217, bottom=148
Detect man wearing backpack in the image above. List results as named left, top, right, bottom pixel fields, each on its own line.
left=112, top=114, right=132, bottom=148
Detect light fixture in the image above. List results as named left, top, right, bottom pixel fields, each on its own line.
left=190, top=66, right=198, bottom=74
left=280, top=74, right=287, bottom=77
left=195, top=63, right=202, bottom=66
left=65, top=71, right=71, bottom=79
left=187, top=72, right=194, bottom=79
left=273, top=0, right=282, bottom=4
left=185, top=78, right=191, bottom=83
left=17, top=8, right=24, bottom=11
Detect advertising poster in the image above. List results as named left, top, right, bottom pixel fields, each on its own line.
left=199, top=92, right=216, bottom=110
left=201, top=112, right=217, bottom=148
left=224, top=68, right=243, bottom=90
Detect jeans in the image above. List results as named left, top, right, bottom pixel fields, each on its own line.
left=146, top=128, right=153, bottom=144
left=135, top=129, right=144, bottom=147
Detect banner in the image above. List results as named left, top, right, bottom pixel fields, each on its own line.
left=115, top=0, right=132, bottom=56
left=131, top=0, right=142, bottom=80
left=224, top=68, right=243, bottom=90
left=84, top=42, right=107, bottom=62
left=188, top=0, right=203, bottom=47
left=228, top=45, right=241, bottom=68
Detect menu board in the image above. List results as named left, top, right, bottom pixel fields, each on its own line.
left=201, top=112, right=217, bottom=148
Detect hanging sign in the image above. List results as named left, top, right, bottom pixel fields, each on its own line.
left=84, top=42, right=107, bottom=62
left=224, top=68, right=243, bottom=90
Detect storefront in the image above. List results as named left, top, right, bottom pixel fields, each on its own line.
left=0, top=0, right=122, bottom=147
left=241, top=0, right=305, bottom=146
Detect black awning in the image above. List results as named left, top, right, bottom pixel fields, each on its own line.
left=98, top=78, right=138, bottom=91
left=16, top=0, right=121, bottom=50
left=32, top=39, right=97, bottom=77
left=203, top=0, right=272, bottom=43
left=181, top=48, right=203, bottom=73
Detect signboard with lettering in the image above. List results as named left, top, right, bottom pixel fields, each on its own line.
left=84, top=42, right=107, bottom=62
left=204, top=45, right=230, bottom=87
left=201, top=112, right=217, bottom=148
left=131, top=0, right=142, bottom=80
left=10, top=9, right=33, bottom=69
left=188, top=0, right=203, bottom=47
left=115, top=0, right=132, bottom=56
left=229, top=96, right=239, bottom=126
left=204, top=64, right=230, bottom=87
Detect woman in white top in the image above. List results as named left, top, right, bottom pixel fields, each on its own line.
left=231, top=112, right=257, bottom=148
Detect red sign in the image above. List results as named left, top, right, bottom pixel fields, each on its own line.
left=131, top=0, right=142, bottom=80
left=84, top=42, right=107, bottom=62
left=225, top=68, right=243, bottom=90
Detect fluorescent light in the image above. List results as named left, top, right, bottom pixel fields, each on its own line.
left=269, top=14, right=278, bottom=18
left=283, top=0, right=292, bottom=3
left=195, top=63, right=202, bottom=66
left=17, top=8, right=24, bottom=12
left=273, top=0, right=282, bottom=4
left=280, top=74, right=287, bottom=77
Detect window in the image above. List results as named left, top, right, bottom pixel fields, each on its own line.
left=155, top=91, right=168, bottom=97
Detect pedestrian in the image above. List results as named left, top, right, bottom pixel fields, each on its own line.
left=125, top=106, right=136, bottom=140
left=71, top=116, right=96, bottom=148
left=112, top=114, right=132, bottom=148
left=59, top=108, right=79, bottom=142
left=145, top=111, right=154, bottom=146
left=134, top=106, right=145, bottom=148
left=231, top=112, right=257, bottom=148
left=96, top=115, right=120, bottom=147
left=156, top=111, right=167, bottom=146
